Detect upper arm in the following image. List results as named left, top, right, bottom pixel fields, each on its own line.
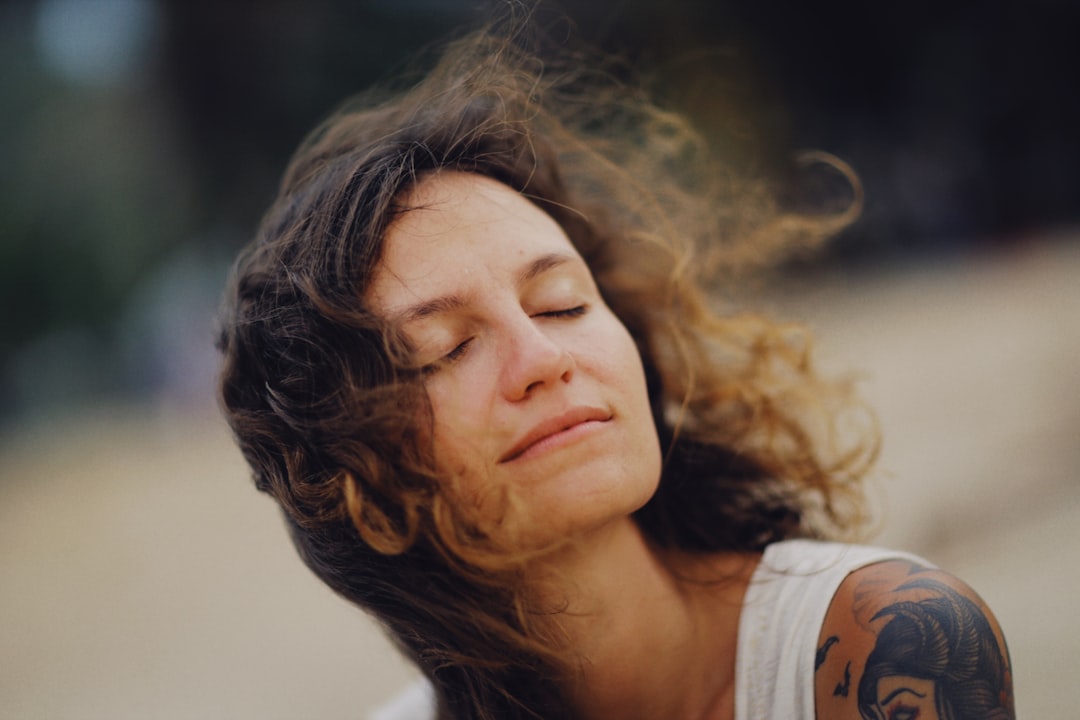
left=814, top=559, right=1015, bottom=720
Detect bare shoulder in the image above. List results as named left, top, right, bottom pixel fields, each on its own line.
left=814, top=558, right=1015, bottom=720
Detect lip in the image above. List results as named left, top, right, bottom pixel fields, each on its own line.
left=499, top=406, right=612, bottom=463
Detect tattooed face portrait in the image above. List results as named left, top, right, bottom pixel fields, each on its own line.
left=872, top=675, right=939, bottom=720
left=857, top=578, right=1012, bottom=720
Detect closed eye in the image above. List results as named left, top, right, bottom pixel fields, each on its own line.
left=422, top=306, right=585, bottom=375
left=422, top=338, right=472, bottom=375
left=886, top=705, right=919, bottom=720
left=536, top=305, right=587, bottom=319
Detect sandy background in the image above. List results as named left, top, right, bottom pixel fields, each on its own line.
left=2, top=237, right=1077, bottom=718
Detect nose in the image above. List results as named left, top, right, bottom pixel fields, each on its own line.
left=500, top=314, right=575, bottom=401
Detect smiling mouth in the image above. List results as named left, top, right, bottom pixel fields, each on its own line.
left=499, top=407, right=612, bottom=463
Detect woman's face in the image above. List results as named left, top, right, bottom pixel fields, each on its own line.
left=368, top=172, right=661, bottom=544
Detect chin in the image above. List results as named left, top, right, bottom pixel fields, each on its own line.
left=502, top=454, right=661, bottom=549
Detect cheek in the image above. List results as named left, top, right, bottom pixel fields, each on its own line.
left=585, top=314, right=649, bottom=397
left=428, top=388, right=480, bottom=464
left=425, top=373, right=501, bottom=492
left=426, top=412, right=488, bottom=514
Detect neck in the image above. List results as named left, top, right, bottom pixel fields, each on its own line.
left=534, top=518, right=759, bottom=720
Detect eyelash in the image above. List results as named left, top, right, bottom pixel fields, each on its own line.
left=443, top=339, right=472, bottom=363
left=421, top=305, right=587, bottom=375
left=539, top=305, right=587, bottom=319
left=887, top=705, right=919, bottom=720
left=421, top=339, right=471, bottom=375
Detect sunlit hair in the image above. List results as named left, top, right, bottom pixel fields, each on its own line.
left=218, top=19, right=872, bottom=720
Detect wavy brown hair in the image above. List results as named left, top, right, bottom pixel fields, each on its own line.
left=217, top=21, right=872, bottom=720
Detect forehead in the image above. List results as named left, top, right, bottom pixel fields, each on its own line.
left=368, top=172, right=581, bottom=310
left=389, top=171, right=571, bottom=255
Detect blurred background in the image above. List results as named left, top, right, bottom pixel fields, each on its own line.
left=1, top=0, right=1076, bottom=717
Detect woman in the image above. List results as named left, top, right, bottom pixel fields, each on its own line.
left=217, top=23, right=1014, bottom=720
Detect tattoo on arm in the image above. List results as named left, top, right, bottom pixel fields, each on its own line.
left=816, top=634, right=852, bottom=698
left=856, top=577, right=1014, bottom=720
left=834, top=661, right=851, bottom=698
left=815, top=635, right=839, bottom=670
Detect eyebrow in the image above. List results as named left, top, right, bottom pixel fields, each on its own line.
left=392, top=252, right=577, bottom=323
left=518, top=251, right=574, bottom=284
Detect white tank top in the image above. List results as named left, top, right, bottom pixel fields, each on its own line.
left=369, top=540, right=931, bottom=720
left=735, top=539, right=931, bottom=720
